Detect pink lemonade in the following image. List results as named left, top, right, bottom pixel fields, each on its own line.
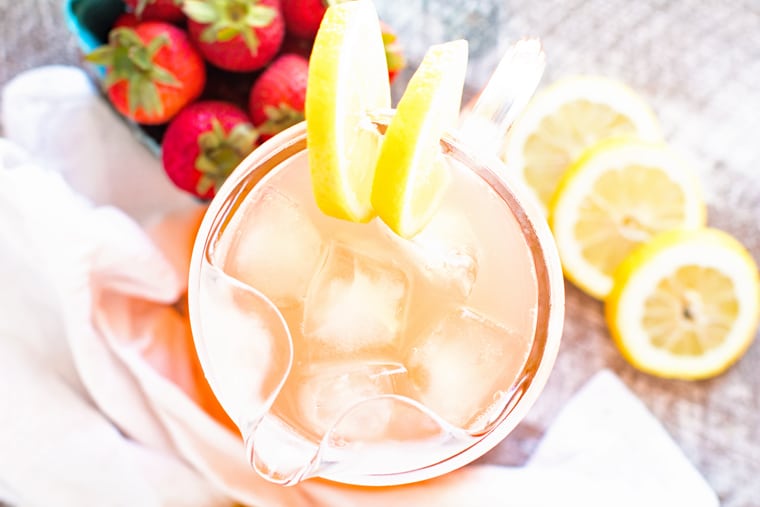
left=189, top=119, right=563, bottom=486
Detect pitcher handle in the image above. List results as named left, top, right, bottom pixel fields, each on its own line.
left=458, top=38, right=546, bottom=161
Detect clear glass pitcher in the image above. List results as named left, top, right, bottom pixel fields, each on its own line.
left=187, top=40, right=564, bottom=487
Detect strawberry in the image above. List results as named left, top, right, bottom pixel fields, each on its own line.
left=86, top=23, right=206, bottom=125
left=183, top=0, right=285, bottom=72
left=381, top=20, right=405, bottom=84
left=113, top=12, right=140, bottom=29
left=161, top=101, right=259, bottom=199
left=124, top=0, right=185, bottom=23
left=248, top=53, right=307, bottom=142
left=281, top=0, right=326, bottom=39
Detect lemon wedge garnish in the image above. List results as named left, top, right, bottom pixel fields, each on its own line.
left=306, top=0, right=390, bottom=222
left=371, top=40, right=468, bottom=238
left=606, top=228, right=760, bottom=380
left=503, top=76, right=662, bottom=213
left=549, top=138, right=706, bottom=299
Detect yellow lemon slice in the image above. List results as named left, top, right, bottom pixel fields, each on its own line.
left=549, top=138, right=706, bottom=299
left=606, top=228, right=760, bottom=380
left=503, top=76, right=661, bottom=213
left=306, top=0, right=391, bottom=222
left=371, top=40, right=468, bottom=238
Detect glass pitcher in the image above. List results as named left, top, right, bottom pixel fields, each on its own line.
left=187, top=39, right=564, bottom=487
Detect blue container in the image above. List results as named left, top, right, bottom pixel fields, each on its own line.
left=63, top=0, right=164, bottom=155
left=64, top=0, right=124, bottom=55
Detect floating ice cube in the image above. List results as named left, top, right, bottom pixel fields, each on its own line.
left=406, top=307, right=527, bottom=430
left=297, top=361, right=405, bottom=442
left=222, top=188, right=323, bottom=307
left=303, top=243, right=409, bottom=355
left=410, top=209, right=479, bottom=298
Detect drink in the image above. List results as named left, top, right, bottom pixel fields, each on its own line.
left=188, top=116, right=564, bottom=485
left=226, top=141, right=536, bottom=434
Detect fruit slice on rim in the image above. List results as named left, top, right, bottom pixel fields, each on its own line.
left=549, top=138, right=706, bottom=299
left=606, top=228, right=760, bottom=380
left=306, top=0, right=391, bottom=222
left=503, top=76, right=662, bottom=213
left=371, top=40, right=468, bottom=238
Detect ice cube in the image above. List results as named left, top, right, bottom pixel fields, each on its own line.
left=222, top=188, right=323, bottom=307
left=406, top=307, right=527, bottom=430
left=410, top=209, right=479, bottom=298
left=297, top=361, right=405, bottom=442
left=303, top=243, right=409, bottom=355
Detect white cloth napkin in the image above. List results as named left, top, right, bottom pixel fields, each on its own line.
left=0, top=65, right=196, bottom=225
left=0, top=66, right=720, bottom=507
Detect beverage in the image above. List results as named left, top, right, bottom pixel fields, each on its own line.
left=188, top=116, right=564, bottom=486
left=225, top=141, right=536, bottom=434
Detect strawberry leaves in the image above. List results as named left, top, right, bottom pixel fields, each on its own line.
left=259, top=104, right=304, bottom=136
left=86, top=27, right=180, bottom=116
left=184, top=0, right=277, bottom=55
left=194, top=118, right=259, bottom=195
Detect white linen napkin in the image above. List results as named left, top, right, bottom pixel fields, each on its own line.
left=0, top=66, right=720, bottom=507
left=0, top=65, right=196, bottom=225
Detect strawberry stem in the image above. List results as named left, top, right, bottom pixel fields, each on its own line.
left=259, top=104, right=305, bottom=136
left=194, top=119, right=259, bottom=194
left=85, top=27, right=179, bottom=116
left=184, top=0, right=276, bottom=55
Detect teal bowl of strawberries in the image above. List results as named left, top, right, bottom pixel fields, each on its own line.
left=64, top=0, right=405, bottom=200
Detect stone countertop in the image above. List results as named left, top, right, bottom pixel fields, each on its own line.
left=1, top=0, right=758, bottom=505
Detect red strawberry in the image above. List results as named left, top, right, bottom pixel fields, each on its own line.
left=248, top=53, right=307, bottom=142
left=113, top=12, right=140, bottom=29
left=86, top=23, right=206, bottom=125
left=161, top=101, right=259, bottom=199
left=124, top=0, right=185, bottom=23
left=184, top=0, right=285, bottom=72
left=381, top=21, right=405, bottom=84
left=281, top=0, right=326, bottom=39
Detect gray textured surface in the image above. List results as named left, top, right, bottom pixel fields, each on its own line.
left=1, top=0, right=759, bottom=505
left=0, top=0, right=80, bottom=116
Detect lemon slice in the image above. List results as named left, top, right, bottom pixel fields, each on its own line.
left=549, top=138, right=706, bottom=299
left=606, top=228, right=760, bottom=380
left=371, top=40, right=468, bottom=238
left=503, top=76, right=662, bottom=213
left=306, top=0, right=391, bottom=222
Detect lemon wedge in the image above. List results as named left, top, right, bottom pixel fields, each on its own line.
left=549, top=138, right=706, bottom=299
left=606, top=228, right=760, bottom=380
left=503, top=76, right=661, bottom=213
left=306, top=0, right=390, bottom=222
left=371, top=40, right=468, bottom=238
